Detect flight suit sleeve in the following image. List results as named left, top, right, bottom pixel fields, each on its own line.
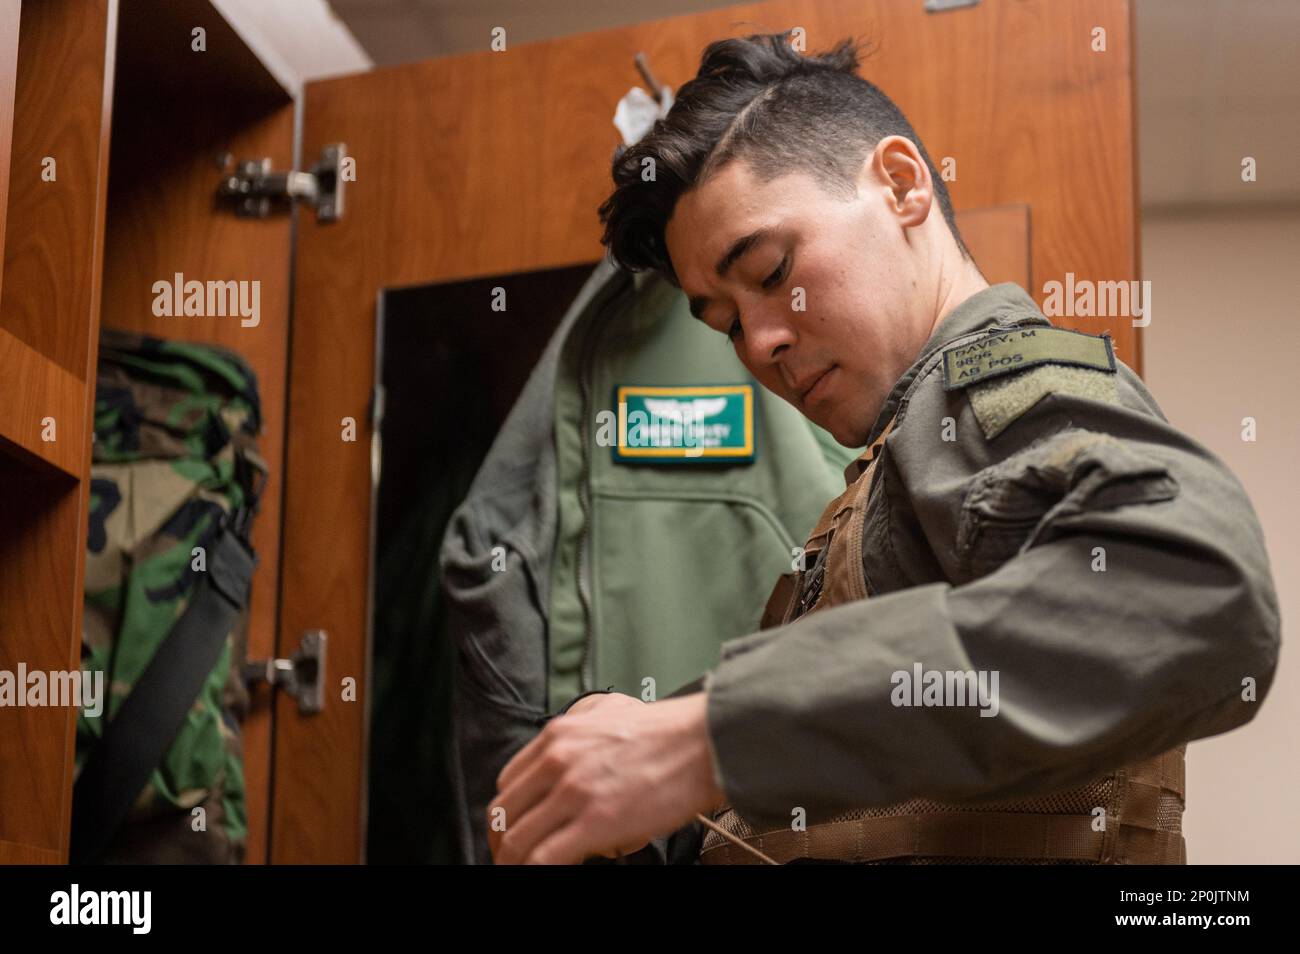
left=702, top=359, right=1281, bottom=827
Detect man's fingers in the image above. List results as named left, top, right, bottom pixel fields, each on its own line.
left=525, top=814, right=653, bottom=865
left=490, top=741, right=585, bottom=862
left=496, top=722, right=553, bottom=793
left=514, top=786, right=657, bottom=865
left=525, top=822, right=592, bottom=865
left=494, top=784, right=583, bottom=865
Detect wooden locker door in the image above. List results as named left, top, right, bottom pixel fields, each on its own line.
left=276, top=0, right=1136, bottom=863
left=96, top=0, right=296, bottom=864
left=0, top=0, right=117, bottom=865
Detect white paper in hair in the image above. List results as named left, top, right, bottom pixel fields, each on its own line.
left=613, top=85, right=675, bottom=147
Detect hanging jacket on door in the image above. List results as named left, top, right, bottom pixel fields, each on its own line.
left=440, top=256, right=858, bottom=864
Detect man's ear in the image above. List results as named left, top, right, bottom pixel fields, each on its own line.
left=863, top=135, right=934, bottom=229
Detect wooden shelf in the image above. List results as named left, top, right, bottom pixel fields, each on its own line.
left=0, top=327, right=86, bottom=479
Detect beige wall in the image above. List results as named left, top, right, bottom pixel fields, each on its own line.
left=1142, top=208, right=1300, bottom=863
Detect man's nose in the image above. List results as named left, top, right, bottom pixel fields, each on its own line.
left=738, top=301, right=796, bottom=371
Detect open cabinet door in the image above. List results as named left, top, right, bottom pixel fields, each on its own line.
left=275, top=0, right=1136, bottom=863
left=97, top=0, right=296, bottom=866
left=2, top=0, right=295, bottom=866
left=0, top=0, right=117, bottom=865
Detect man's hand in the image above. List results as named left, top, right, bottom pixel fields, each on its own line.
left=563, top=691, right=634, bottom=718
left=488, top=692, right=726, bottom=864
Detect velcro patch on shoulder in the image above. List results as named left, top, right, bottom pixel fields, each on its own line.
left=968, top=364, right=1120, bottom=440
left=941, top=326, right=1115, bottom=391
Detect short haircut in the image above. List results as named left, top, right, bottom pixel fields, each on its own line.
left=598, top=31, right=971, bottom=286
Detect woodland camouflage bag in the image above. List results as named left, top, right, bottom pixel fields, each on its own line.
left=75, top=329, right=266, bottom=863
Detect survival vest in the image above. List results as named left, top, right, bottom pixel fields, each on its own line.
left=700, top=416, right=1187, bottom=865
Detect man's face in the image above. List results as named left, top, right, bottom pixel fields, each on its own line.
left=664, top=153, right=937, bottom=446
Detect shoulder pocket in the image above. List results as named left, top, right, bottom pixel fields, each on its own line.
left=955, top=428, right=1179, bottom=579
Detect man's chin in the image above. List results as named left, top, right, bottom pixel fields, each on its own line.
left=782, top=391, right=869, bottom=447
left=812, top=413, right=867, bottom=449
left=832, top=426, right=869, bottom=448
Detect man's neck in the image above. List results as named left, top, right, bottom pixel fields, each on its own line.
left=927, top=257, right=990, bottom=341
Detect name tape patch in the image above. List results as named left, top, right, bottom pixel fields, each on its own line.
left=942, top=326, right=1115, bottom=391
left=613, top=384, right=754, bottom=463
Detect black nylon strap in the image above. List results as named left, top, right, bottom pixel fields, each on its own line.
left=70, top=530, right=256, bottom=865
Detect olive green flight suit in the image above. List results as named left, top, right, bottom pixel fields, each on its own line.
left=699, top=281, right=1281, bottom=849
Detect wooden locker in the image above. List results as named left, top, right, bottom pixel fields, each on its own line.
left=0, top=0, right=295, bottom=864
left=0, top=0, right=118, bottom=865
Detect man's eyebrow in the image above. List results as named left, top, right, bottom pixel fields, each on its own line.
left=686, top=226, right=776, bottom=322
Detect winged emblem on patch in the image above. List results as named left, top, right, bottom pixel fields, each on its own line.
left=642, top=397, right=728, bottom=422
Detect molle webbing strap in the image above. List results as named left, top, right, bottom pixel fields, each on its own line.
left=701, top=745, right=1187, bottom=865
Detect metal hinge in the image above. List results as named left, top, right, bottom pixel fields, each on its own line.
left=217, top=143, right=347, bottom=221
left=243, top=629, right=327, bottom=714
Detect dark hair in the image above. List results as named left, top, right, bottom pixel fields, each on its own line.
left=598, top=31, right=970, bottom=285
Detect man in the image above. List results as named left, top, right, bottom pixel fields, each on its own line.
left=488, top=32, right=1280, bottom=864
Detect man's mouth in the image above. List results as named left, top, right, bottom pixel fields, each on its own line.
left=798, top=366, right=837, bottom=408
